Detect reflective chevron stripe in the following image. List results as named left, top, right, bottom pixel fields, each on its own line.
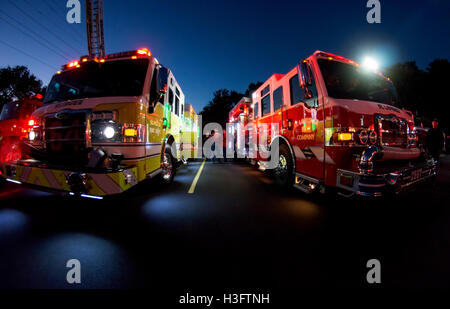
left=293, top=145, right=336, bottom=165
left=3, top=163, right=150, bottom=196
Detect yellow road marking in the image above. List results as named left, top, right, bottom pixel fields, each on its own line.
left=188, top=160, right=206, bottom=194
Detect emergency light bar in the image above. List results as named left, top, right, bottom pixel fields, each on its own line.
left=101, top=48, right=152, bottom=60
left=67, top=60, right=80, bottom=68
left=62, top=48, right=153, bottom=71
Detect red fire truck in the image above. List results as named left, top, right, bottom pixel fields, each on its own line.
left=0, top=95, right=43, bottom=163
left=228, top=97, right=252, bottom=158
left=234, top=51, right=436, bottom=197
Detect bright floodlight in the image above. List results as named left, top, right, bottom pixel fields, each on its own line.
left=362, top=56, right=379, bottom=71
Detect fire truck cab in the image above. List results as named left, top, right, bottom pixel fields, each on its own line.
left=1, top=48, right=198, bottom=198
left=244, top=51, right=436, bottom=197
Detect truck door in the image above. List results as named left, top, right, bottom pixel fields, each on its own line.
left=290, top=60, right=325, bottom=181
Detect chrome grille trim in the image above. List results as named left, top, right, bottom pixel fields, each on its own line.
left=43, top=109, right=91, bottom=163
left=375, top=114, right=408, bottom=147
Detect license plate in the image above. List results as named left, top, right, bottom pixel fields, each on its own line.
left=410, top=169, right=423, bottom=182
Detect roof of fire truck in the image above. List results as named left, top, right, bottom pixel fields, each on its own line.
left=229, top=97, right=252, bottom=120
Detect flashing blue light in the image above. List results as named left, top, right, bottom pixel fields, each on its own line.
left=80, top=194, right=103, bottom=200
left=6, top=179, right=22, bottom=185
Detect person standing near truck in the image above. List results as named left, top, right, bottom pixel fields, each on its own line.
left=426, top=118, right=445, bottom=162
left=210, top=130, right=224, bottom=163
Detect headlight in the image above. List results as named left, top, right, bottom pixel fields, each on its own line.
left=91, top=121, right=123, bottom=143
left=29, top=130, right=36, bottom=141
left=26, top=117, right=43, bottom=143
left=91, top=120, right=144, bottom=143
left=103, top=126, right=116, bottom=139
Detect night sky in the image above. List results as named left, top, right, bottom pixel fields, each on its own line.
left=0, top=0, right=449, bottom=112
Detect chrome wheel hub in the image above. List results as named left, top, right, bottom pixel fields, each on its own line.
left=275, top=154, right=288, bottom=177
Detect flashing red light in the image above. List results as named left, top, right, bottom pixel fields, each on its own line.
left=137, top=48, right=152, bottom=56
left=35, top=93, right=43, bottom=100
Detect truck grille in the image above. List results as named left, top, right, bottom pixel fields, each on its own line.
left=44, top=110, right=88, bottom=164
left=375, top=115, right=408, bottom=147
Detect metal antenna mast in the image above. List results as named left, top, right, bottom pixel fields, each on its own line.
left=85, top=0, right=105, bottom=58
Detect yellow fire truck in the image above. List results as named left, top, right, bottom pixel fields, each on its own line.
left=0, top=48, right=198, bottom=198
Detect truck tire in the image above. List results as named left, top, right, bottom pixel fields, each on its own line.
left=161, top=147, right=176, bottom=185
left=273, top=144, right=295, bottom=188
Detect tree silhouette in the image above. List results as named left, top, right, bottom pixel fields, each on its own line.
left=0, top=66, right=43, bottom=107
left=200, top=82, right=263, bottom=127
left=385, top=59, right=450, bottom=128
left=385, top=61, right=426, bottom=114
left=200, top=89, right=244, bottom=127
left=244, top=82, right=263, bottom=97
left=426, top=59, right=450, bottom=128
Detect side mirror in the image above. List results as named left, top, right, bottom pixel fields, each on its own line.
left=299, top=61, right=312, bottom=87
left=157, top=67, right=169, bottom=96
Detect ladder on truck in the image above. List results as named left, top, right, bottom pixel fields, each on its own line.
left=85, top=0, right=105, bottom=58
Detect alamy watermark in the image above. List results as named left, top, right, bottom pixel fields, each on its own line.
left=366, top=0, right=381, bottom=24
left=66, top=0, right=81, bottom=24
left=366, top=259, right=381, bottom=284
left=171, top=118, right=280, bottom=169
left=66, top=259, right=81, bottom=284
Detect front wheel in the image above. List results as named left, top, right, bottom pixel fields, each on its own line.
left=273, top=144, right=295, bottom=188
left=161, top=147, right=176, bottom=185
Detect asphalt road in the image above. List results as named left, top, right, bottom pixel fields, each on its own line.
left=0, top=156, right=449, bottom=289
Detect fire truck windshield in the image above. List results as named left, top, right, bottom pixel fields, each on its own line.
left=0, top=102, right=20, bottom=120
left=318, top=59, right=398, bottom=106
left=44, top=59, right=149, bottom=104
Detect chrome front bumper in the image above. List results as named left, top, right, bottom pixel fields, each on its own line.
left=336, top=159, right=437, bottom=197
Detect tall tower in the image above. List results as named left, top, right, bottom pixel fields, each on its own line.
left=85, top=0, right=105, bottom=58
